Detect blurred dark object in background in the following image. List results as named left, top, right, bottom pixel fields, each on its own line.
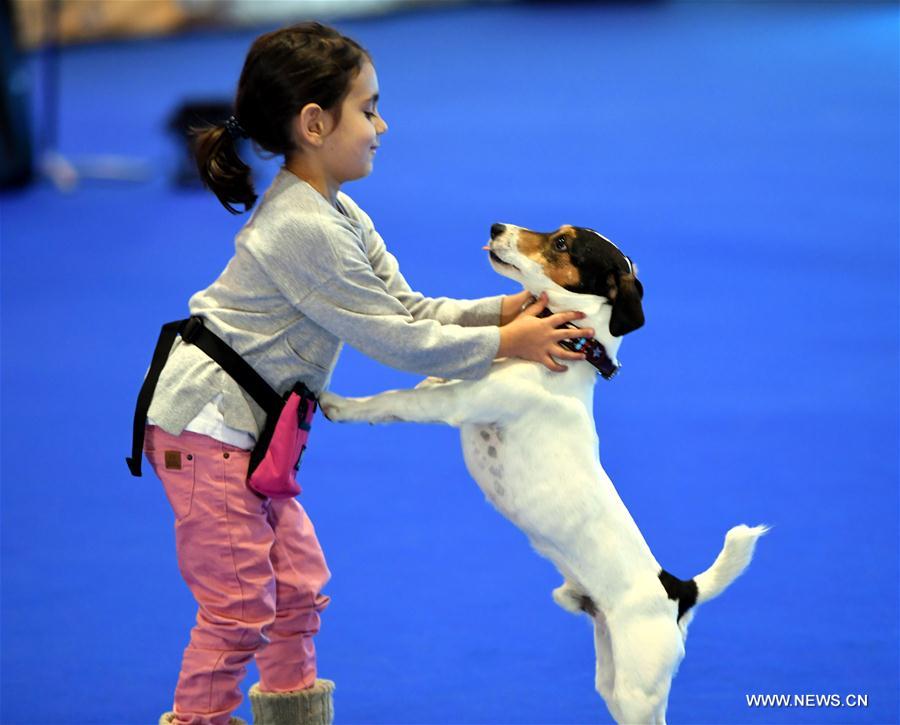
left=1, top=0, right=33, bottom=189
left=168, top=100, right=234, bottom=188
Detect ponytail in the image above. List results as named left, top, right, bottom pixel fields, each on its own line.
left=192, top=121, right=258, bottom=215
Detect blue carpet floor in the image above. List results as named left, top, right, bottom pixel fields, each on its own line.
left=1, top=2, right=897, bottom=723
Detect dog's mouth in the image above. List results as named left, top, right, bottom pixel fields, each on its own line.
left=489, top=249, right=518, bottom=270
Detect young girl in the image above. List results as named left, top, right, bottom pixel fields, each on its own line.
left=140, top=21, right=591, bottom=725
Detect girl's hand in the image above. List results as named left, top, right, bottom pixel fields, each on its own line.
left=497, top=292, right=594, bottom=372
left=500, top=290, right=536, bottom=326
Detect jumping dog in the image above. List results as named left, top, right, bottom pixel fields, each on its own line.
left=319, top=223, right=767, bottom=724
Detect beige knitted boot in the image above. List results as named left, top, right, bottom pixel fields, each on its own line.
left=159, top=712, right=247, bottom=725
left=248, top=679, right=335, bottom=725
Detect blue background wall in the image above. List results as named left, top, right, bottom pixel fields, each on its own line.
left=2, top=2, right=897, bottom=723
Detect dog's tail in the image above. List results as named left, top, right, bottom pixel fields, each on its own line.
left=693, top=524, right=769, bottom=605
left=659, top=524, right=769, bottom=628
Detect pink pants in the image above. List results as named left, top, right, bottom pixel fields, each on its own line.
left=144, top=425, right=331, bottom=725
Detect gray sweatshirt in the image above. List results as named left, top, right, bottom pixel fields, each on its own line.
left=146, top=168, right=503, bottom=438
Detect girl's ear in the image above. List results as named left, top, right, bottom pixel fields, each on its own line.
left=292, top=103, right=330, bottom=147
left=608, top=271, right=645, bottom=337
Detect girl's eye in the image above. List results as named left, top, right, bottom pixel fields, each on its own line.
left=364, top=110, right=377, bottom=120
left=554, top=237, right=568, bottom=251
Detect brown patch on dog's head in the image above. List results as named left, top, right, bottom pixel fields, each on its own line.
left=512, top=225, right=645, bottom=336
left=513, top=225, right=586, bottom=289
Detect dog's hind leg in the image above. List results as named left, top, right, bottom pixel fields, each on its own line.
left=592, top=610, right=620, bottom=722
left=552, top=579, right=594, bottom=615
left=608, top=614, right=683, bottom=725
left=653, top=696, right=670, bottom=725
left=550, top=582, right=619, bottom=720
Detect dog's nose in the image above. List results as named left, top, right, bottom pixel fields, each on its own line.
left=490, top=223, right=506, bottom=240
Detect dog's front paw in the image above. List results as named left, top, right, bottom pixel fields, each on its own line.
left=318, top=391, right=385, bottom=424
left=318, top=391, right=354, bottom=422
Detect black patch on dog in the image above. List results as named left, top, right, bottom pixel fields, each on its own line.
left=658, top=569, right=699, bottom=621
left=579, top=595, right=598, bottom=617
left=566, top=228, right=644, bottom=336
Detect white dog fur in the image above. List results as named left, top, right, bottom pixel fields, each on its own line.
left=319, top=224, right=767, bottom=724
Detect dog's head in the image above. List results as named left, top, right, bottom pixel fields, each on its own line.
left=487, top=223, right=644, bottom=337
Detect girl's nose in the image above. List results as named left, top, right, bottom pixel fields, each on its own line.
left=377, top=116, right=388, bottom=134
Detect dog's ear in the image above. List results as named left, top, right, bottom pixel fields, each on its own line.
left=608, top=272, right=644, bottom=337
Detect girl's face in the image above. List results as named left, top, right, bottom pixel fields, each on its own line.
left=322, top=61, right=388, bottom=183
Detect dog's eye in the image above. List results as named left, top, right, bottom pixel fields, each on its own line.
left=554, top=237, right=568, bottom=251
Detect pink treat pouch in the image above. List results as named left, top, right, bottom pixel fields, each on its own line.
left=247, top=383, right=317, bottom=499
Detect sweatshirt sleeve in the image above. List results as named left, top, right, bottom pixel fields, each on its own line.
left=366, top=227, right=504, bottom=327
left=250, top=212, right=501, bottom=381
left=340, top=193, right=503, bottom=327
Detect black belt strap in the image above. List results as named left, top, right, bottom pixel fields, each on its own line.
left=126, top=316, right=282, bottom=477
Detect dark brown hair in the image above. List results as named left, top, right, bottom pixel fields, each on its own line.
left=193, top=22, right=371, bottom=214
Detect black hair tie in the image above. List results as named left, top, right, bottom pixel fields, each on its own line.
left=224, top=115, right=248, bottom=140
